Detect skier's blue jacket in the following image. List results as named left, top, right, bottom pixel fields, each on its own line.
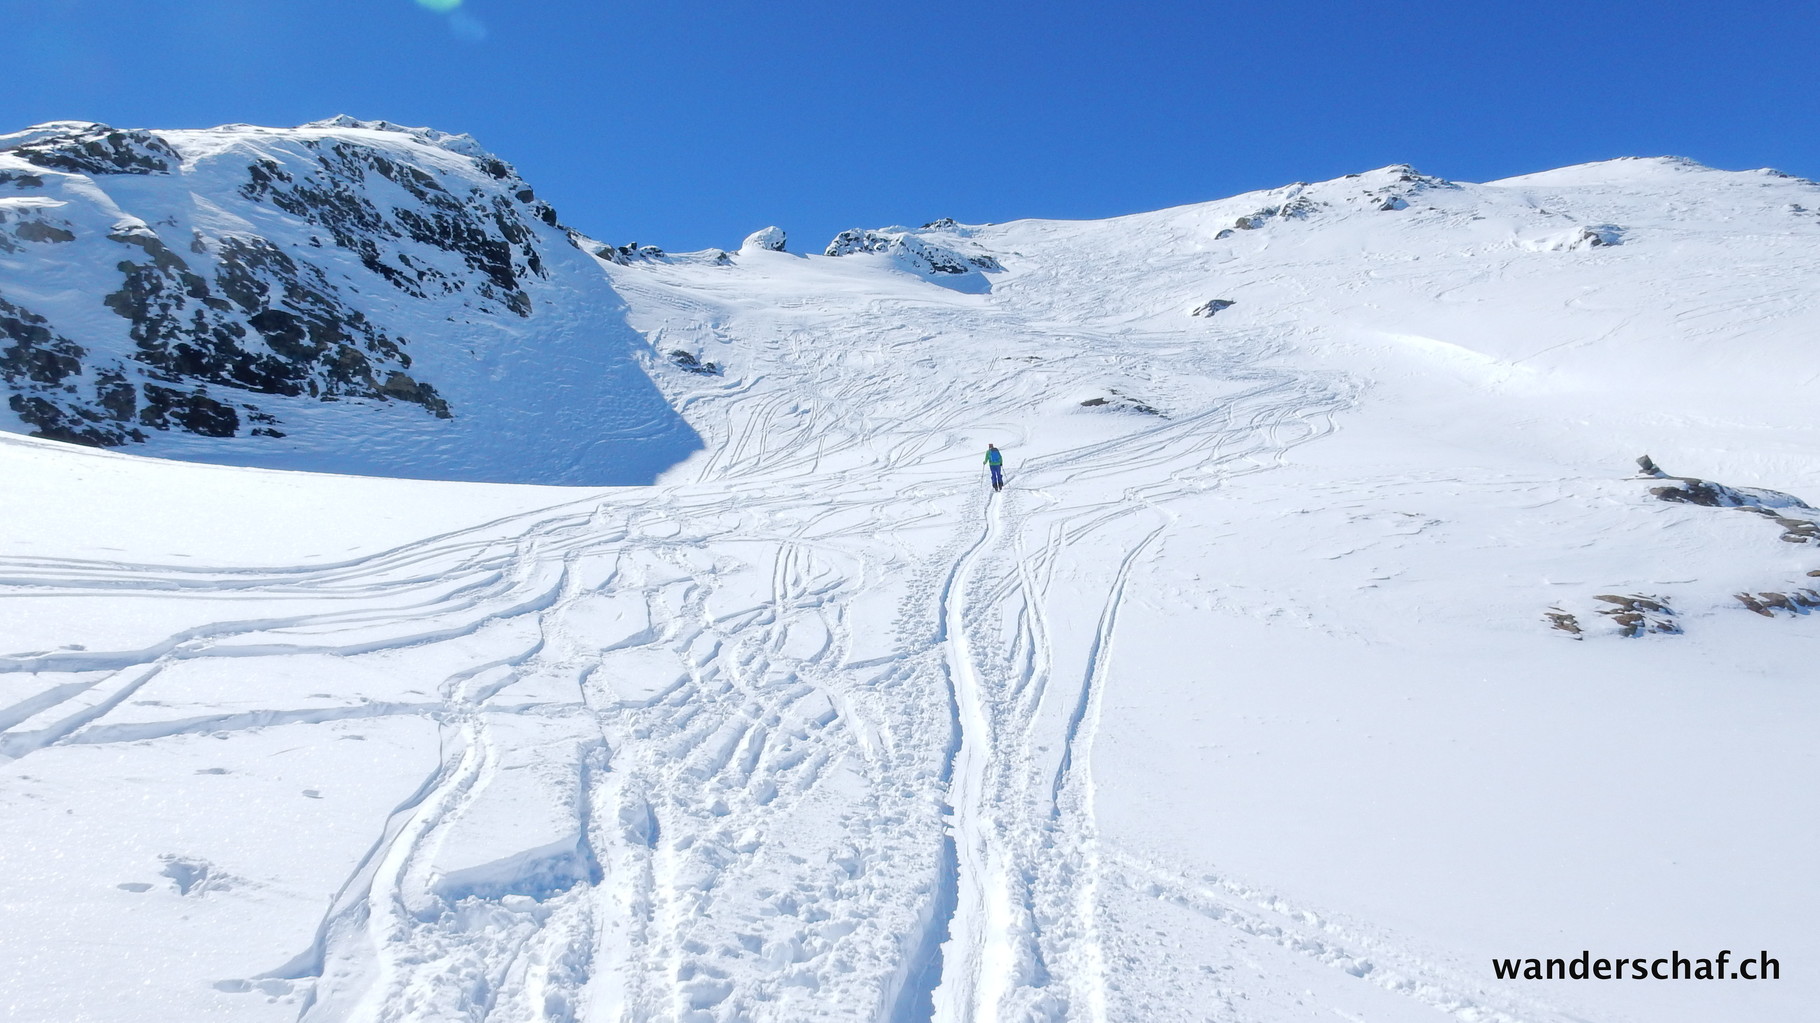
left=984, top=448, right=1003, bottom=466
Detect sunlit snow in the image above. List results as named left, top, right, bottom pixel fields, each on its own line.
left=2, top=148, right=1816, bottom=1023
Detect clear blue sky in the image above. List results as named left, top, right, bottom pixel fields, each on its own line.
left=4, top=1, right=1814, bottom=253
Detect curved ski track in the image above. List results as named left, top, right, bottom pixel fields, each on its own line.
left=0, top=296, right=1580, bottom=1022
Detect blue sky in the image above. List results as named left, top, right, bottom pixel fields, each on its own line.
left=3, top=1, right=1814, bottom=253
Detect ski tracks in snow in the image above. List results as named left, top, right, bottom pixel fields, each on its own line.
left=916, top=352, right=1372, bottom=1023
left=0, top=256, right=1590, bottom=1023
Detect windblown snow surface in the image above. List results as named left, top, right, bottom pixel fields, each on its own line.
left=3, top=156, right=1818, bottom=1023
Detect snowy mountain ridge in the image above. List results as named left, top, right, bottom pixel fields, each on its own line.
left=2, top=121, right=1819, bottom=1023
left=3, top=115, right=1814, bottom=483
left=0, top=117, right=698, bottom=482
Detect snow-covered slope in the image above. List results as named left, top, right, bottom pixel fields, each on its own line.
left=2, top=151, right=1817, bottom=1023
left=0, top=118, right=698, bottom=482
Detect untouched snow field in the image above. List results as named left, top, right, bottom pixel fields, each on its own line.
left=3, top=157, right=1818, bottom=1023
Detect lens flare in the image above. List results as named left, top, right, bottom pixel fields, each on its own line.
left=415, top=0, right=461, bottom=12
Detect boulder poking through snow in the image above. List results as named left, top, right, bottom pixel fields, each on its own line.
left=1078, top=390, right=1163, bottom=416
left=1524, top=224, right=1626, bottom=252
left=823, top=227, right=1003, bottom=290
left=1190, top=299, right=1235, bottom=317
left=742, top=226, right=787, bottom=253
left=668, top=350, right=722, bottom=376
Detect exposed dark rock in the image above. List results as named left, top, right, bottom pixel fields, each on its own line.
left=377, top=371, right=451, bottom=417
left=825, top=229, right=897, bottom=257
left=1594, top=594, right=1680, bottom=637
left=1191, top=299, right=1235, bottom=317
left=139, top=384, right=238, bottom=436
left=1640, top=456, right=1818, bottom=544
left=1736, top=589, right=1820, bottom=617
left=239, top=141, right=542, bottom=315
left=1650, top=479, right=1734, bottom=507
left=1080, top=391, right=1163, bottom=416
left=669, top=350, right=722, bottom=376
left=8, top=394, right=136, bottom=445
left=14, top=221, right=74, bottom=244
left=86, top=220, right=449, bottom=427
left=94, top=368, right=136, bottom=422
left=0, top=296, right=82, bottom=387
left=596, top=241, right=669, bottom=266
left=824, top=229, right=1002, bottom=276
left=922, top=218, right=958, bottom=230
left=0, top=293, right=147, bottom=445
left=11, top=124, right=180, bottom=175
left=1233, top=193, right=1325, bottom=231
left=1354, top=166, right=1458, bottom=213
left=1576, top=225, right=1624, bottom=247
left=0, top=122, right=636, bottom=454
left=1278, top=196, right=1320, bottom=218
left=1544, top=608, right=1583, bottom=639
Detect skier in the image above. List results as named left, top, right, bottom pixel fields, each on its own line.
left=984, top=444, right=1004, bottom=492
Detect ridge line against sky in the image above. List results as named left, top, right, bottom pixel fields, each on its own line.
left=3, top=0, right=1815, bottom=253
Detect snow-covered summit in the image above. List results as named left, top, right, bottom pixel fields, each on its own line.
left=1485, top=153, right=1806, bottom=186
left=741, top=225, right=787, bottom=252
left=298, top=115, right=501, bottom=162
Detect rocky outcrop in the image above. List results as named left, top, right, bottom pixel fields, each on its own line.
left=238, top=136, right=549, bottom=315
left=1594, top=594, right=1680, bottom=637
left=1636, top=455, right=1818, bottom=544
left=1230, top=194, right=1323, bottom=232
left=1216, top=167, right=1459, bottom=239
left=1079, top=391, right=1163, bottom=416
left=823, top=227, right=1003, bottom=279
left=1543, top=608, right=1583, bottom=639
left=1736, top=589, right=1820, bottom=617
left=1190, top=299, right=1235, bottom=317
left=3, top=122, right=181, bottom=175
left=0, top=204, right=77, bottom=252
left=668, top=350, right=722, bottom=376
left=0, top=118, right=596, bottom=448
left=1349, top=165, right=1458, bottom=213
left=597, top=242, right=666, bottom=265
left=97, top=224, right=447, bottom=416
left=0, top=294, right=144, bottom=446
